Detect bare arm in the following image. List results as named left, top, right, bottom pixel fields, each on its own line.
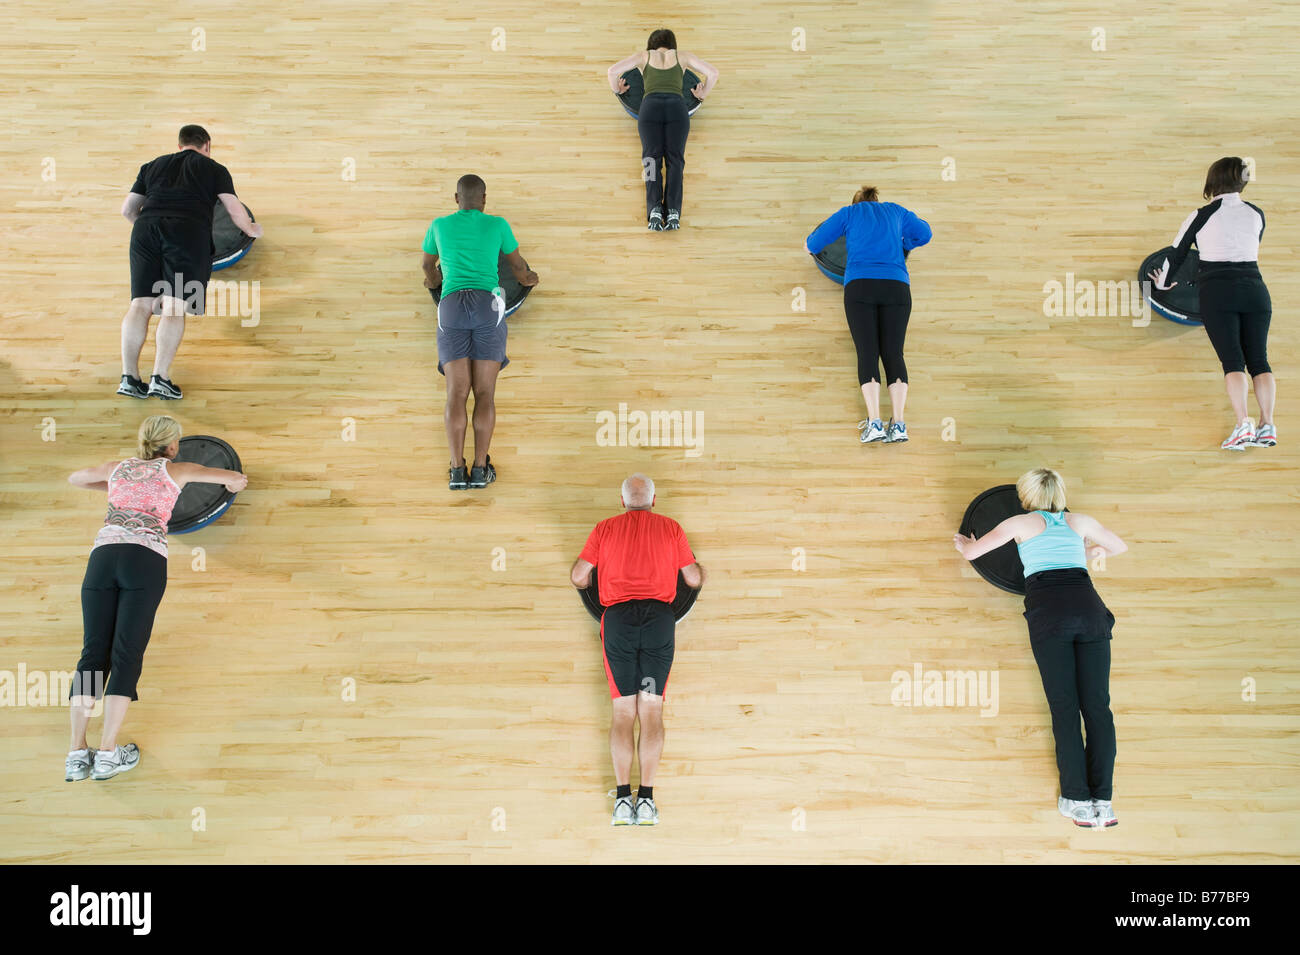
left=69, top=461, right=119, bottom=492
left=218, top=193, right=262, bottom=238
left=571, top=557, right=594, bottom=589
left=504, top=249, right=539, bottom=287
left=122, top=193, right=146, bottom=222
left=953, top=514, right=1036, bottom=561
left=681, top=561, right=704, bottom=590
left=679, top=51, right=719, bottom=99
left=608, top=51, right=646, bottom=92
left=1066, top=513, right=1128, bottom=559
left=422, top=252, right=442, bottom=289
left=167, top=460, right=247, bottom=493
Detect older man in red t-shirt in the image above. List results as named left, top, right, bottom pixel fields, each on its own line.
left=570, top=473, right=704, bottom=826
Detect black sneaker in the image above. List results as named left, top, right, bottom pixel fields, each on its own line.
left=665, top=209, right=681, bottom=230
left=147, top=375, right=182, bottom=400
left=647, top=209, right=665, bottom=231
left=117, top=374, right=148, bottom=398
left=448, top=464, right=469, bottom=490
left=468, top=456, right=496, bottom=488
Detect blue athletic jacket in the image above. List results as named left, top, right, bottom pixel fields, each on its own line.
left=806, top=201, right=932, bottom=284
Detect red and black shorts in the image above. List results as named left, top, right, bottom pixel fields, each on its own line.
left=600, top=599, right=675, bottom=699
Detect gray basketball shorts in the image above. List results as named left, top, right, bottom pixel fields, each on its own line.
left=436, top=288, right=509, bottom=375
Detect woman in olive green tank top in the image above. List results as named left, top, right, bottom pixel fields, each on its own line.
left=607, top=29, right=720, bottom=230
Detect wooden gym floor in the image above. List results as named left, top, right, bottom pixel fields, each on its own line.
left=1, top=1, right=1297, bottom=863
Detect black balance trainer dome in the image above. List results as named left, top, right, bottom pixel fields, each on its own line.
left=580, top=569, right=699, bottom=623
left=168, top=435, right=242, bottom=535
left=615, top=68, right=704, bottom=119
left=429, top=253, right=532, bottom=319
left=959, top=485, right=1031, bottom=596
left=813, top=236, right=908, bottom=285
left=212, top=201, right=256, bottom=271
left=1139, top=245, right=1201, bottom=325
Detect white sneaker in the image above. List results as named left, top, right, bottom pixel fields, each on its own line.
left=611, top=795, right=636, bottom=826
left=65, top=748, right=92, bottom=782
left=1222, top=419, right=1255, bottom=451
left=1250, top=423, right=1277, bottom=447
left=858, top=418, right=886, bottom=444
left=1058, top=796, right=1099, bottom=827
left=883, top=419, right=909, bottom=443
left=635, top=797, right=659, bottom=826
left=1092, top=799, right=1118, bottom=828
left=91, top=743, right=140, bottom=780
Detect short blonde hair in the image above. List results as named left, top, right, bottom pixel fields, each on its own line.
left=1017, top=467, right=1066, bottom=512
left=137, top=415, right=182, bottom=460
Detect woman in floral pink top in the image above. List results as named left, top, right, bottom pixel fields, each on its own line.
left=64, top=415, right=247, bottom=781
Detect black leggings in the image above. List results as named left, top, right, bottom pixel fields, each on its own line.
left=638, top=92, right=689, bottom=217
left=1199, top=270, right=1272, bottom=376
left=1022, top=569, right=1116, bottom=801
left=844, top=278, right=912, bottom=386
left=72, top=544, right=168, bottom=701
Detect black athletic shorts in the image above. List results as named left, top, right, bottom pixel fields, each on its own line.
left=600, top=599, right=675, bottom=699
left=129, top=215, right=212, bottom=314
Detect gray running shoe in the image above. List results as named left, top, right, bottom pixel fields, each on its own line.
left=92, top=743, right=140, bottom=780
left=468, top=456, right=496, bottom=488
left=448, top=464, right=468, bottom=490
left=859, top=418, right=886, bottom=444
left=117, top=375, right=148, bottom=398
left=1058, top=795, right=1098, bottom=827
left=147, top=375, right=182, bottom=400
left=647, top=210, right=665, bottom=231
left=884, top=419, right=909, bottom=443
left=611, top=796, right=636, bottom=826
left=65, top=749, right=92, bottom=782
left=665, top=209, right=680, bottom=230
left=1091, top=799, right=1118, bottom=828
left=635, top=797, right=660, bottom=826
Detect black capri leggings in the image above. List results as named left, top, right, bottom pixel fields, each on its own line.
left=1022, top=568, right=1116, bottom=802
left=72, top=543, right=168, bottom=701
left=1199, top=270, right=1272, bottom=376
left=638, top=92, right=690, bottom=218
left=844, top=278, right=912, bottom=386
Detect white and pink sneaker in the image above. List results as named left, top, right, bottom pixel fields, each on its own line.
left=1222, top=419, right=1255, bottom=451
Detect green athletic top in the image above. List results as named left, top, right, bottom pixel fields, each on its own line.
left=643, top=55, right=684, bottom=97
left=422, top=209, right=518, bottom=296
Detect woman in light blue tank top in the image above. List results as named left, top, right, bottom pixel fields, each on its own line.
left=954, top=468, right=1129, bottom=829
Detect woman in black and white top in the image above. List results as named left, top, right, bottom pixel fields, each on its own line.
left=1149, top=157, right=1275, bottom=451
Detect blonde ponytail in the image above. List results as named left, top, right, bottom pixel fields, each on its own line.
left=1016, top=467, right=1067, bottom=513
left=137, top=415, right=182, bottom=460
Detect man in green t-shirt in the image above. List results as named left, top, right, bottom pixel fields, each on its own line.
left=422, top=174, right=539, bottom=490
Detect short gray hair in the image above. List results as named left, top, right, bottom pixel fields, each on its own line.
left=621, top=473, right=655, bottom=509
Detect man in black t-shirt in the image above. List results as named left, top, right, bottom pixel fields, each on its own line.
left=118, top=124, right=261, bottom=400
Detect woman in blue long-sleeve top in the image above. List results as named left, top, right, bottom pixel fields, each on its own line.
left=806, top=186, right=932, bottom=444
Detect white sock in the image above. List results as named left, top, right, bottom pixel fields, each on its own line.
left=97, top=748, right=116, bottom=757
left=69, top=748, right=89, bottom=756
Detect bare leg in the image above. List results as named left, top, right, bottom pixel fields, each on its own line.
left=469, top=359, right=501, bottom=469
left=69, top=696, right=95, bottom=750
left=1224, top=372, right=1250, bottom=425
left=635, top=692, right=665, bottom=786
left=610, top=695, right=637, bottom=786
left=151, top=296, right=188, bottom=380
left=860, top=380, right=881, bottom=422
left=443, top=358, right=472, bottom=468
left=97, top=695, right=131, bottom=751
left=120, top=297, right=156, bottom=378
left=1252, top=372, right=1276, bottom=426
left=888, top=379, right=909, bottom=422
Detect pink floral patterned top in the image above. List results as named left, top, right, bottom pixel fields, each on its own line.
left=92, top=458, right=181, bottom=558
